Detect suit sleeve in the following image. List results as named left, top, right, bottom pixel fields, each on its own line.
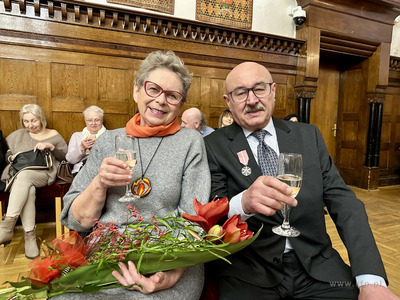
left=315, top=127, right=387, bottom=282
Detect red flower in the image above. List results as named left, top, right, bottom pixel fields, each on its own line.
left=222, top=215, right=254, bottom=244
left=182, top=197, right=229, bottom=232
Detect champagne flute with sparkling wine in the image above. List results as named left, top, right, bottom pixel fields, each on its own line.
left=272, top=153, right=302, bottom=237
left=115, top=134, right=138, bottom=202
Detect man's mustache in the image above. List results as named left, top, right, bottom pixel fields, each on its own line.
left=243, top=103, right=266, bottom=114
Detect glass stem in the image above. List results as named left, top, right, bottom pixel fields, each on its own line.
left=125, top=184, right=131, bottom=197
left=282, top=204, right=291, bottom=230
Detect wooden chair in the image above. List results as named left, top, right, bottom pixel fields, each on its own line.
left=0, top=183, right=71, bottom=237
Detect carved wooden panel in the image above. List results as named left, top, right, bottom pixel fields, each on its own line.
left=0, top=58, right=38, bottom=108
left=0, top=58, right=39, bottom=135
left=51, top=63, right=86, bottom=111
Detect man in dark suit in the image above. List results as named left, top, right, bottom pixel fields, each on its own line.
left=204, top=62, right=398, bottom=299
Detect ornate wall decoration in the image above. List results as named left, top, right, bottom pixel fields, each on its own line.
left=196, top=0, right=253, bottom=29
left=106, top=0, right=174, bottom=15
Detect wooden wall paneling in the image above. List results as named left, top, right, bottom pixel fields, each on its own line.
left=296, top=27, right=320, bottom=82
left=208, top=76, right=228, bottom=129
left=0, top=58, right=38, bottom=106
left=36, top=61, right=52, bottom=129
left=311, top=62, right=340, bottom=159
left=0, top=2, right=303, bottom=69
left=379, top=86, right=400, bottom=186
left=296, top=0, right=400, bottom=188
left=51, top=63, right=86, bottom=109
left=183, top=65, right=232, bottom=129
left=0, top=0, right=302, bottom=144
left=367, top=43, right=390, bottom=92
left=387, top=59, right=400, bottom=186
left=274, top=82, right=289, bottom=119
left=97, top=66, right=136, bottom=130
left=336, top=66, right=366, bottom=186
left=298, top=0, right=398, bottom=43
left=0, top=58, right=39, bottom=135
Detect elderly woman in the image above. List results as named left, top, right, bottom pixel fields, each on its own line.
left=218, top=109, right=233, bottom=128
left=0, top=104, right=67, bottom=259
left=58, top=51, right=211, bottom=299
left=66, top=106, right=106, bottom=175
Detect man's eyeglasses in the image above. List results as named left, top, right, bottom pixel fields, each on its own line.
left=144, top=81, right=185, bottom=106
left=228, top=82, right=274, bottom=103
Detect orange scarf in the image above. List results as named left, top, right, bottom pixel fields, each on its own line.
left=125, top=114, right=181, bottom=137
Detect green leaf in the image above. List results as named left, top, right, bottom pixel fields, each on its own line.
left=8, top=225, right=262, bottom=298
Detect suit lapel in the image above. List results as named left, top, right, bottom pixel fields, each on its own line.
left=273, top=117, right=293, bottom=153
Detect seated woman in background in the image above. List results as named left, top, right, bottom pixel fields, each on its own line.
left=58, top=50, right=211, bottom=299
left=218, top=109, right=233, bottom=128
left=0, top=104, right=67, bottom=259
left=66, top=105, right=106, bottom=175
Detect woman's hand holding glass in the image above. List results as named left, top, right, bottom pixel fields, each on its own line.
left=85, top=135, right=96, bottom=154
left=115, top=134, right=138, bottom=202
left=81, top=137, right=96, bottom=154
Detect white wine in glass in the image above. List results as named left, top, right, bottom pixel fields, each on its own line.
left=272, top=153, right=302, bottom=237
left=115, top=134, right=138, bottom=202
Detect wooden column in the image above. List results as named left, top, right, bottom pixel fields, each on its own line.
left=361, top=92, right=385, bottom=189
left=295, top=89, right=316, bottom=124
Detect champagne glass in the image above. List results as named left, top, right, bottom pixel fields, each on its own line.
left=272, top=153, right=302, bottom=237
left=115, top=134, right=138, bottom=202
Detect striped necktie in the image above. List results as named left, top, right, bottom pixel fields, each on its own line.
left=252, top=130, right=278, bottom=176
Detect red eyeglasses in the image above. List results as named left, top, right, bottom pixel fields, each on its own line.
left=144, top=81, right=185, bottom=106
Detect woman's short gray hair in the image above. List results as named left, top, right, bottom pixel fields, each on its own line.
left=83, top=105, right=104, bottom=120
left=134, top=51, right=193, bottom=102
left=19, top=104, right=47, bottom=129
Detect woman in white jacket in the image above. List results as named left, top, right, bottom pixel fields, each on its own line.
left=66, top=106, right=106, bottom=175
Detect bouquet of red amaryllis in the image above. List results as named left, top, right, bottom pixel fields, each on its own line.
left=0, top=197, right=261, bottom=299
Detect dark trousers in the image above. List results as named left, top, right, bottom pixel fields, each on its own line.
left=217, top=251, right=358, bottom=300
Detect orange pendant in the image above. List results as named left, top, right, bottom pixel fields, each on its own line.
left=132, top=177, right=151, bottom=197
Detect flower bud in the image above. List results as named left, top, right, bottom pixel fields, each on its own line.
left=207, top=225, right=224, bottom=240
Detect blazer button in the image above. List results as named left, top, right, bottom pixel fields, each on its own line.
left=273, top=257, right=280, bottom=264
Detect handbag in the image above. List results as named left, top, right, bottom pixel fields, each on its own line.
left=55, top=160, right=73, bottom=185
left=5, top=149, right=52, bottom=192
left=11, top=149, right=51, bottom=173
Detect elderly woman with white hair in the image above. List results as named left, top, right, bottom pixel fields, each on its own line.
left=0, top=104, right=67, bottom=259
left=66, top=106, right=106, bottom=175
